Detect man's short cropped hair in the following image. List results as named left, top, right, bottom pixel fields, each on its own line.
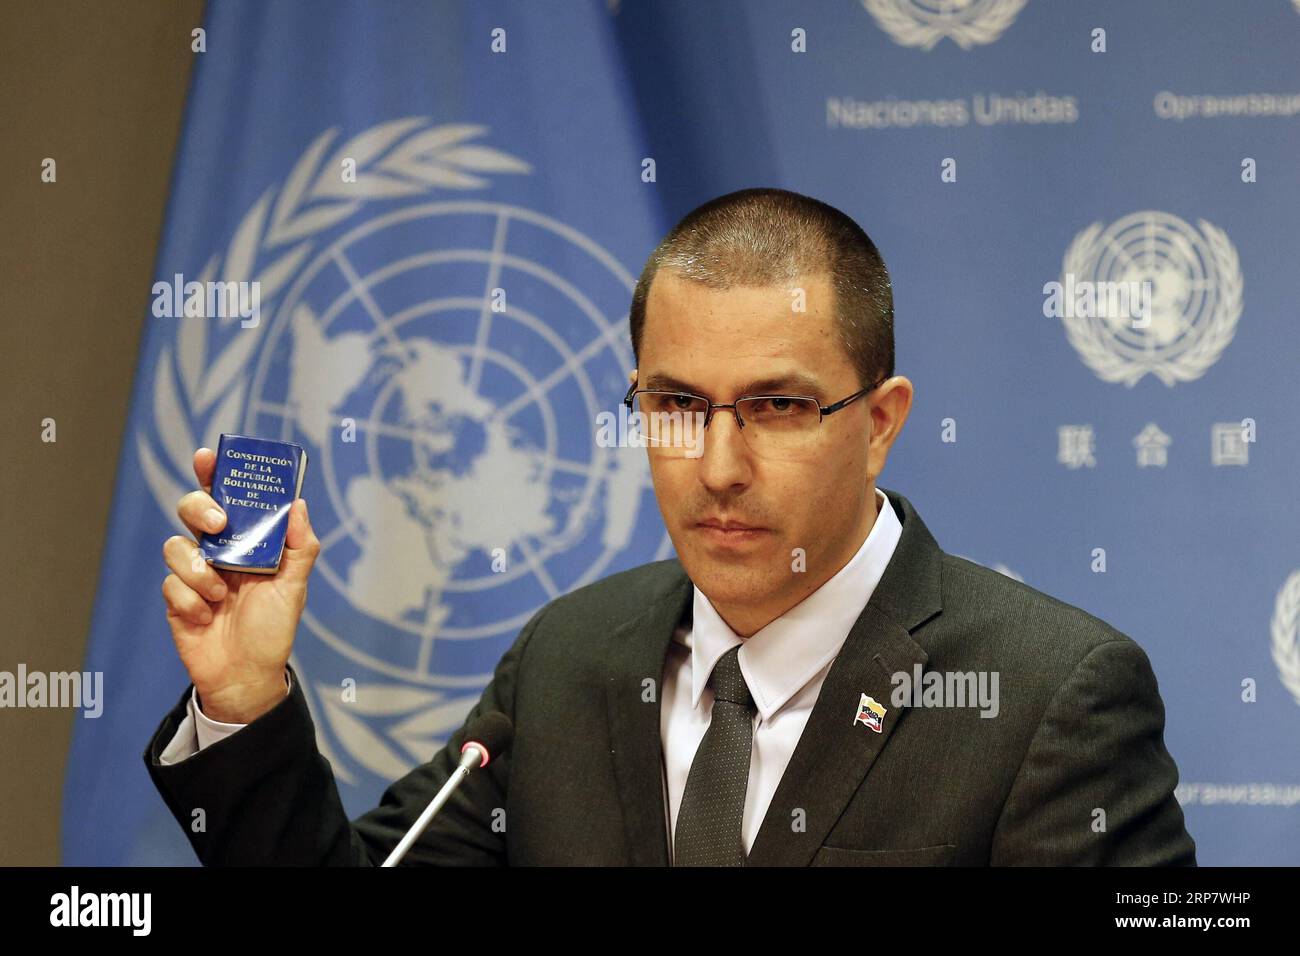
left=629, top=187, right=894, bottom=389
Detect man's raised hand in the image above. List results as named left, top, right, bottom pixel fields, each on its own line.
left=161, top=447, right=321, bottom=723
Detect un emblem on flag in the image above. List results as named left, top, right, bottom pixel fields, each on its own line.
left=142, top=121, right=667, bottom=783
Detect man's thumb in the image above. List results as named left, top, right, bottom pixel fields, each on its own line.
left=280, top=498, right=321, bottom=581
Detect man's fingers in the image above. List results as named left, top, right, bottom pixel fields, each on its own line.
left=162, top=573, right=213, bottom=626
left=193, top=447, right=217, bottom=494
left=178, top=489, right=225, bottom=539
left=163, top=535, right=229, bottom=603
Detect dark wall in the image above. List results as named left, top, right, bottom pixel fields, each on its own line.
left=0, top=0, right=204, bottom=865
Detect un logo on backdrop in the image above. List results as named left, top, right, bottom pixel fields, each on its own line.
left=1058, top=211, right=1242, bottom=387
left=142, top=120, right=666, bottom=783
left=1274, top=572, right=1300, bottom=709
left=862, top=0, right=1027, bottom=50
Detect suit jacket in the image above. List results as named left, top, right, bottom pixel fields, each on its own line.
left=144, top=488, right=1197, bottom=866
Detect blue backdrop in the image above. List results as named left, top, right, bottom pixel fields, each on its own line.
left=66, top=0, right=1300, bottom=865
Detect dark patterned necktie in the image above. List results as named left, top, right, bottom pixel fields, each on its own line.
left=673, top=644, right=756, bottom=866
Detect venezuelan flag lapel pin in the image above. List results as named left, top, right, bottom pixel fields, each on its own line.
left=854, top=693, right=886, bottom=733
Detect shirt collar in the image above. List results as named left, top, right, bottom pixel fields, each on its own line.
left=683, top=487, right=903, bottom=721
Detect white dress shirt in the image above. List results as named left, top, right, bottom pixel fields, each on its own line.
left=158, top=672, right=291, bottom=765
left=162, top=490, right=903, bottom=861
left=659, top=487, right=901, bottom=858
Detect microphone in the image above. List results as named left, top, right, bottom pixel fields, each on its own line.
left=381, top=712, right=515, bottom=867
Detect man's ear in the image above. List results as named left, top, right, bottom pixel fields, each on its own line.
left=629, top=368, right=638, bottom=385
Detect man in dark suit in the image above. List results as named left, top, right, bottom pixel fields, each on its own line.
left=149, top=188, right=1196, bottom=866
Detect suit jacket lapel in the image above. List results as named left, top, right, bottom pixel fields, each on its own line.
left=604, top=567, right=692, bottom=866
left=747, top=488, right=944, bottom=866
left=745, top=605, right=927, bottom=865
left=602, top=489, right=944, bottom=867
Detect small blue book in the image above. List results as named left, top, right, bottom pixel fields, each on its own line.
left=199, top=433, right=308, bottom=574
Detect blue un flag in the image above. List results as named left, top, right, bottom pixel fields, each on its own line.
left=64, top=0, right=668, bottom=865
